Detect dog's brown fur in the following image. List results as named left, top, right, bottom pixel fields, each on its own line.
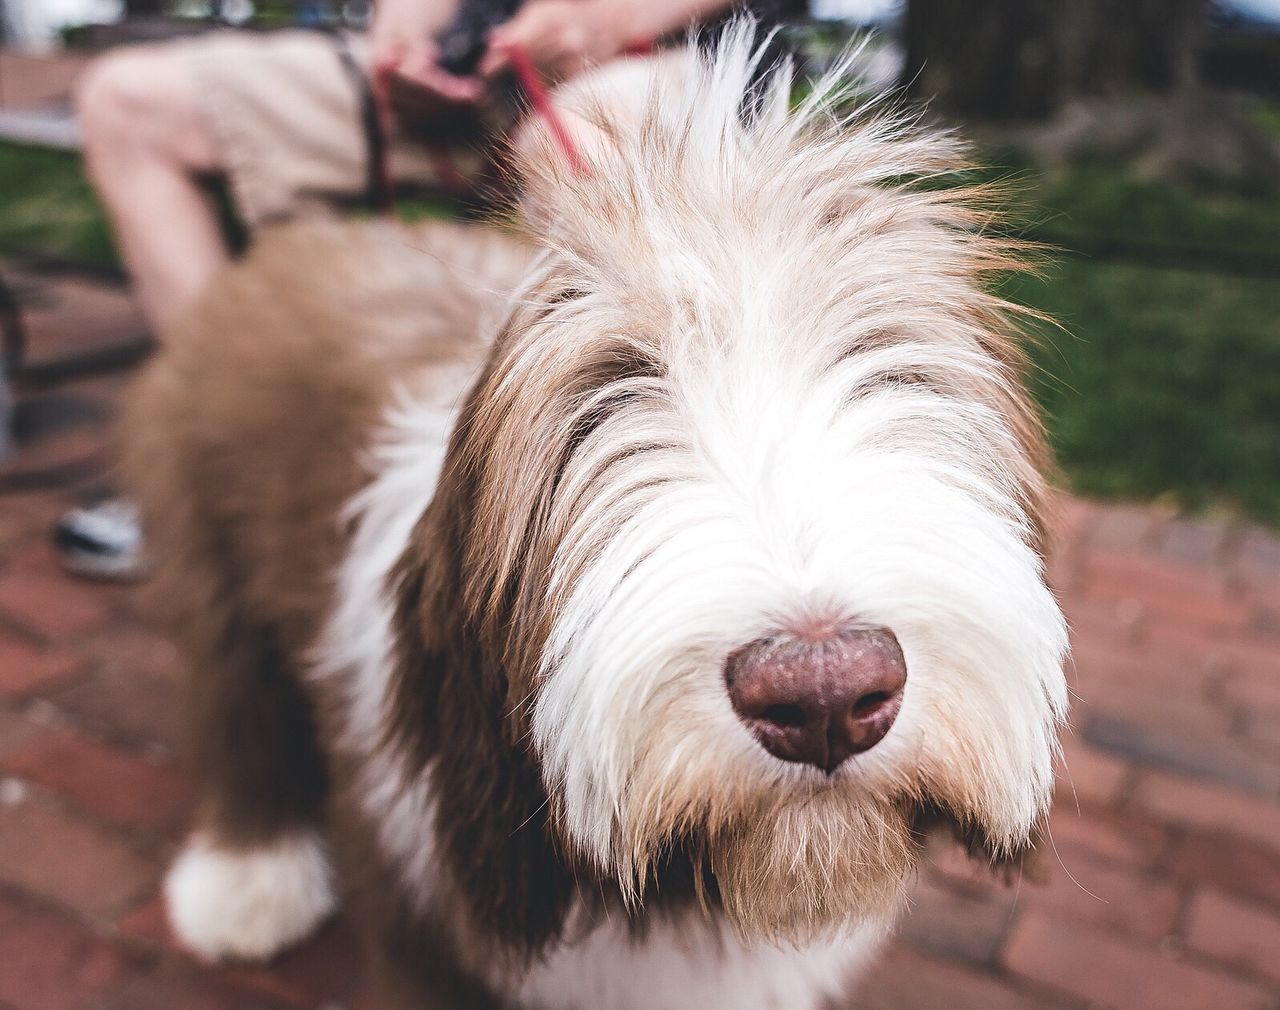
left=124, top=219, right=538, bottom=1002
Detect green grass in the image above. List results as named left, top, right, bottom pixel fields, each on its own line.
left=977, top=152, right=1280, bottom=526
left=0, top=143, right=116, bottom=269
left=1245, top=98, right=1280, bottom=142
left=1017, top=158, right=1280, bottom=267
left=1, top=139, right=1278, bottom=525
left=1015, top=262, right=1280, bottom=524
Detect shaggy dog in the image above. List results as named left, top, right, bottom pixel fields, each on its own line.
left=124, top=27, right=1068, bottom=1009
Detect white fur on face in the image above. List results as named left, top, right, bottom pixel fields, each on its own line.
left=509, top=28, right=1069, bottom=930
left=312, top=20, right=1067, bottom=982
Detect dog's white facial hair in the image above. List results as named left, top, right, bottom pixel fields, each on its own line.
left=471, top=25, right=1071, bottom=940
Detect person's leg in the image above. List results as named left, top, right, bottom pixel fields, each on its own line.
left=59, top=31, right=383, bottom=581
left=75, top=46, right=228, bottom=334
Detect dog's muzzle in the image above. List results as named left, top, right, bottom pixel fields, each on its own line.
left=725, top=626, right=907, bottom=773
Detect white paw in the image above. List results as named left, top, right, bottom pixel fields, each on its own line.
left=165, top=830, right=337, bottom=962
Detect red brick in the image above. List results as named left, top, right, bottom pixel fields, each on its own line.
left=6, top=541, right=68, bottom=578
left=1185, top=888, right=1280, bottom=985
left=0, top=570, right=110, bottom=641
left=1086, top=550, right=1228, bottom=599
left=1027, top=850, right=1182, bottom=941
left=218, top=916, right=363, bottom=1008
left=1094, top=587, right=1248, bottom=639
left=1220, top=632, right=1280, bottom=680
left=118, top=899, right=360, bottom=1008
left=0, top=633, right=81, bottom=698
left=1068, top=636, right=1224, bottom=707
left=1066, top=638, right=1273, bottom=792
left=0, top=889, right=132, bottom=1010
left=1083, top=709, right=1279, bottom=796
left=49, top=633, right=182, bottom=753
left=81, top=627, right=180, bottom=682
left=1003, top=909, right=1272, bottom=1010
left=853, top=942, right=1066, bottom=1010
left=1166, top=830, right=1280, bottom=907
left=1090, top=505, right=1162, bottom=553
left=1223, top=667, right=1280, bottom=716
left=1045, top=550, right=1082, bottom=596
left=1240, top=712, right=1280, bottom=762
left=2, top=728, right=189, bottom=833
left=12, top=430, right=109, bottom=487
left=1139, top=621, right=1235, bottom=677
left=1060, top=595, right=1144, bottom=647
left=1066, top=646, right=1277, bottom=792
left=1052, top=494, right=1099, bottom=543
left=1045, top=805, right=1166, bottom=871
left=1131, top=769, right=1280, bottom=852
left=1084, top=552, right=1245, bottom=635
left=1226, top=689, right=1280, bottom=753
left=0, top=794, right=158, bottom=920
left=0, top=493, right=66, bottom=552
left=1054, top=736, right=1131, bottom=808
left=1152, top=515, right=1232, bottom=568
left=1232, top=526, right=1280, bottom=585
left=1249, top=602, right=1280, bottom=634
left=96, top=960, right=296, bottom=1010
left=0, top=709, right=48, bottom=763
left=115, top=892, right=172, bottom=948
left=1074, top=675, right=1225, bottom=735
left=1141, top=602, right=1252, bottom=642
left=18, top=272, right=143, bottom=359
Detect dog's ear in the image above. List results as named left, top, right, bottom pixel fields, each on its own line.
left=380, top=402, right=579, bottom=961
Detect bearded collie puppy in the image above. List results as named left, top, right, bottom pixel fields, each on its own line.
left=123, top=25, right=1068, bottom=1010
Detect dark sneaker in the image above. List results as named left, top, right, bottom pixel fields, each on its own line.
left=54, top=498, right=147, bottom=581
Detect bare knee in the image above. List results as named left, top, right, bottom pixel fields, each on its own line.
left=75, top=47, right=218, bottom=171
left=76, top=49, right=157, bottom=153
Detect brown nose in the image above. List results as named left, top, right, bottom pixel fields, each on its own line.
left=725, top=626, right=907, bottom=773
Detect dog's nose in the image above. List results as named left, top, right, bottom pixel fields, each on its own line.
left=725, top=626, right=907, bottom=773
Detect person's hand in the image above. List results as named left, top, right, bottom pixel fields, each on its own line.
left=370, top=0, right=482, bottom=103
left=479, top=0, right=632, bottom=83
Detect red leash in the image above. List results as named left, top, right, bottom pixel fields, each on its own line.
left=502, top=42, right=588, bottom=176
left=370, top=41, right=590, bottom=214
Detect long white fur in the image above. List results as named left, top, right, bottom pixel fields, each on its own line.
left=312, top=23, right=1068, bottom=1006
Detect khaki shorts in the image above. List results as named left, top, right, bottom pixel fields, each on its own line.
left=177, top=29, right=495, bottom=227
left=175, top=29, right=683, bottom=228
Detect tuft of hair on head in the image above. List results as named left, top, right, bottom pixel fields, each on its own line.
left=505, top=16, right=1053, bottom=529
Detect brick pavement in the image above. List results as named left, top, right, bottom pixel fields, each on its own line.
left=2, top=272, right=1279, bottom=1009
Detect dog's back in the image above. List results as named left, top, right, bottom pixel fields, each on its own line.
left=123, top=218, right=533, bottom=659
left=121, top=221, right=533, bottom=958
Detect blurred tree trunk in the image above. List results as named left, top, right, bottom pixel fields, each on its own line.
left=903, top=0, right=1206, bottom=121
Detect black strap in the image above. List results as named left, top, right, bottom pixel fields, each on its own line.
left=332, top=32, right=391, bottom=212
